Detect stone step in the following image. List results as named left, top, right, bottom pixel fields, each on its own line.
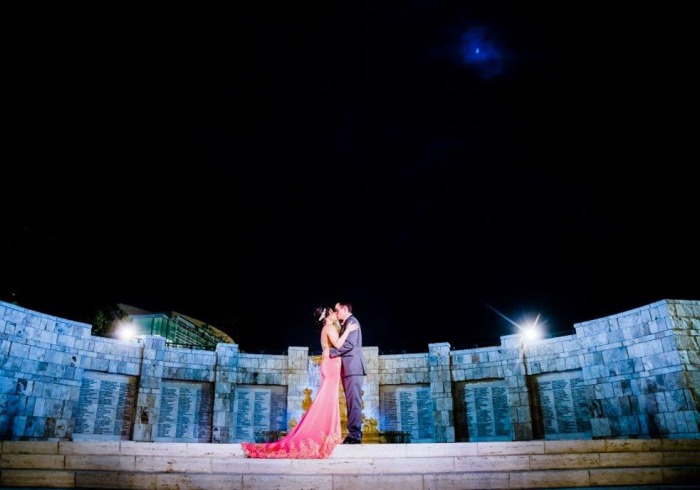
left=1, top=439, right=699, bottom=489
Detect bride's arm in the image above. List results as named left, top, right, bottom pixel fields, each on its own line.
left=327, top=322, right=358, bottom=349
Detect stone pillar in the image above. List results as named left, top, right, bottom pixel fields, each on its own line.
left=212, top=343, right=239, bottom=443
left=361, top=346, right=380, bottom=439
left=286, top=346, right=309, bottom=429
left=132, top=335, right=166, bottom=442
left=429, top=342, right=455, bottom=442
left=502, top=334, right=533, bottom=440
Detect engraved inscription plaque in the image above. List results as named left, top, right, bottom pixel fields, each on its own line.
left=533, top=370, right=591, bottom=440
left=155, top=380, right=214, bottom=442
left=379, top=388, right=399, bottom=431
left=73, top=370, right=137, bottom=441
left=454, top=379, right=512, bottom=442
left=232, top=385, right=288, bottom=441
left=379, top=384, right=435, bottom=442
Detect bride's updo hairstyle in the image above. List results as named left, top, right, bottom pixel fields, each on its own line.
left=314, top=306, right=330, bottom=329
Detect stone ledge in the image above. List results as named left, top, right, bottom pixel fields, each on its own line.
left=3, top=467, right=699, bottom=489
left=2, top=440, right=699, bottom=489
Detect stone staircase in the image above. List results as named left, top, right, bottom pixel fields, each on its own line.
left=1, top=439, right=699, bottom=489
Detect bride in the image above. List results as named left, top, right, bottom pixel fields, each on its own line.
left=241, top=306, right=357, bottom=458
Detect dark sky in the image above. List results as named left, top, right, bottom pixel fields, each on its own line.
left=3, top=3, right=697, bottom=354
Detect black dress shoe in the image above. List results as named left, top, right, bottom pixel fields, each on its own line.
left=342, top=436, right=362, bottom=444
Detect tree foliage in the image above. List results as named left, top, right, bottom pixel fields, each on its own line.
left=89, top=303, right=127, bottom=337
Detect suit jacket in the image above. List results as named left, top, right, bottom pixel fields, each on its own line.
left=329, top=315, right=367, bottom=377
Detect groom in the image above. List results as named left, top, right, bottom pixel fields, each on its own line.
left=329, top=301, right=367, bottom=444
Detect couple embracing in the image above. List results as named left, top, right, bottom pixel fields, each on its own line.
left=241, top=301, right=367, bottom=459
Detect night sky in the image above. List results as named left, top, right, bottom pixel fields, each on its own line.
left=3, top=3, right=697, bottom=354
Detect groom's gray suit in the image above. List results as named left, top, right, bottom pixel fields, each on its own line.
left=329, top=314, right=367, bottom=441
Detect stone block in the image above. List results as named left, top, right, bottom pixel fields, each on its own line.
left=243, top=474, right=332, bottom=489
left=477, top=441, right=543, bottom=455
left=157, top=473, right=244, bottom=490
left=374, top=455, right=454, bottom=474
left=530, top=452, right=600, bottom=469
left=339, top=475, right=424, bottom=490
left=589, top=467, right=663, bottom=486
left=660, top=438, right=700, bottom=450
left=605, top=438, right=661, bottom=452
left=66, top=454, right=136, bottom=471
left=76, top=470, right=157, bottom=489
left=544, top=439, right=605, bottom=453
left=509, top=469, right=590, bottom=488
left=663, top=466, right=700, bottom=484
left=659, top=447, right=700, bottom=465
left=9, top=342, right=30, bottom=359
left=58, top=441, right=117, bottom=454
left=132, top=423, right=153, bottom=441
left=287, top=456, right=371, bottom=474
left=181, top=443, right=241, bottom=457
left=600, top=450, right=663, bottom=467
left=456, top=454, right=528, bottom=471
left=0, top=453, right=64, bottom=469
left=426, top=471, right=510, bottom=489
left=120, top=441, right=188, bottom=456
left=405, top=442, right=475, bottom=457
left=0, top=441, right=59, bottom=457
left=212, top=456, right=294, bottom=473
left=135, top=455, right=212, bottom=473
left=0, top=469, right=75, bottom=487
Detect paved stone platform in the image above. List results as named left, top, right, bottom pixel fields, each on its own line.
left=1, top=439, right=699, bottom=489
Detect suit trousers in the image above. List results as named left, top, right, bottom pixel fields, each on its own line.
left=342, top=374, right=364, bottom=440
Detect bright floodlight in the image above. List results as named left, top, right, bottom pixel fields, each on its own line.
left=117, top=322, right=136, bottom=341
left=486, top=304, right=546, bottom=341
left=519, top=313, right=544, bottom=342
left=523, top=322, right=541, bottom=341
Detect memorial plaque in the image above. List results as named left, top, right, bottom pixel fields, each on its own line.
left=73, top=370, right=137, bottom=441
left=379, top=385, right=435, bottom=442
left=533, top=370, right=591, bottom=440
left=455, top=380, right=512, bottom=442
left=232, top=385, right=287, bottom=441
left=155, top=380, right=213, bottom=443
left=379, top=388, right=399, bottom=431
left=416, top=388, right=434, bottom=439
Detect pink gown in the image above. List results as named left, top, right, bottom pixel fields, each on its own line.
left=241, top=329, right=342, bottom=459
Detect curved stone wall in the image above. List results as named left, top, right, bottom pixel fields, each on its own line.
left=1, top=299, right=698, bottom=442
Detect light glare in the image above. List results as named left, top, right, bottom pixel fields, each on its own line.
left=486, top=304, right=545, bottom=342
left=117, top=322, right=136, bottom=340
left=523, top=323, right=540, bottom=340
